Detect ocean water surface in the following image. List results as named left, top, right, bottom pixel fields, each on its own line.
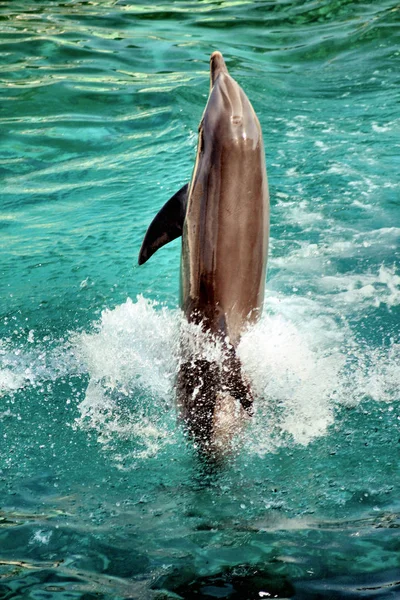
left=1, top=0, right=399, bottom=598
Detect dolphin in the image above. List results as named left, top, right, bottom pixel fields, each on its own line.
left=139, top=51, right=269, bottom=455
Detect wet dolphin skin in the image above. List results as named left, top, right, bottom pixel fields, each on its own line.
left=139, top=51, right=270, bottom=454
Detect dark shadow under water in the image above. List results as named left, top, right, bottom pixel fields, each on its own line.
left=152, top=566, right=400, bottom=599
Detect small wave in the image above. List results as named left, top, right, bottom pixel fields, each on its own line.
left=320, top=265, right=400, bottom=308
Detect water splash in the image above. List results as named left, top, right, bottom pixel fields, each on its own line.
left=239, top=314, right=343, bottom=449
left=73, top=296, right=181, bottom=463
left=72, top=295, right=397, bottom=460
left=1, top=295, right=397, bottom=464
left=0, top=336, right=79, bottom=396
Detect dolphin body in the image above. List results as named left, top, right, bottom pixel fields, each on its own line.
left=139, top=52, right=269, bottom=454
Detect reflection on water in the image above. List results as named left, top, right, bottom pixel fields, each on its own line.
left=0, top=0, right=399, bottom=598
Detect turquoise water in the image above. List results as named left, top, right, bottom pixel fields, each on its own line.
left=1, top=0, right=399, bottom=598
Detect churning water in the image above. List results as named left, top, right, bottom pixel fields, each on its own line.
left=1, top=0, right=399, bottom=598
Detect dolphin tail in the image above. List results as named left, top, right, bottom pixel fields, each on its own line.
left=138, top=183, right=188, bottom=265
left=176, top=358, right=220, bottom=445
left=176, top=347, right=253, bottom=450
left=224, top=345, right=254, bottom=415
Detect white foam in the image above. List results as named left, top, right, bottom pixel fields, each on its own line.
left=372, top=120, right=399, bottom=133
left=314, top=140, right=329, bottom=152
left=0, top=368, right=25, bottom=395
left=30, top=530, right=53, bottom=545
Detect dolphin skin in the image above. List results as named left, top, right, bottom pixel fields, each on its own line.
left=139, top=52, right=269, bottom=455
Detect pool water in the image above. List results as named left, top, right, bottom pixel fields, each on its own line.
left=1, top=1, right=399, bottom=598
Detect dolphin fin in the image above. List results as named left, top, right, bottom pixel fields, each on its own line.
left=138, top=183, right=188, bottom=265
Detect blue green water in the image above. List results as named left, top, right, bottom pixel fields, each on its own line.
left=1, top=0, right=399, bottom=598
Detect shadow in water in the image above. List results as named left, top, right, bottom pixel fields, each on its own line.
left=152, top=563, right=294, bottom=599
left=294, top=569, right=400, bottom=600
left=152, top=566, right=400, bottom=599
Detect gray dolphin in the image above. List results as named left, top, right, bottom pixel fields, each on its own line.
left=139, top=52, right=269, bottom=454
